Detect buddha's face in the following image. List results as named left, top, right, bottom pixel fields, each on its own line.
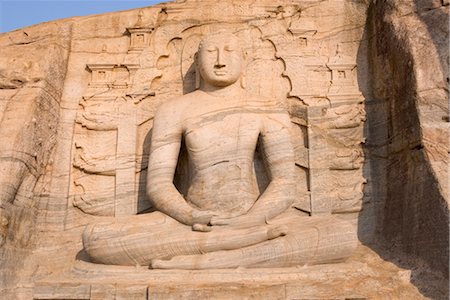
left=197, top=34, right=244, bottom=87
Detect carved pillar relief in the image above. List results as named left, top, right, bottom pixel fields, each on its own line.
left=72, top=96, right=118, bottom=217
left=71, top=48, right=155, bottom=216
left=273, top=7, right=366, bottom=215
left=305, top=46, right=366, bottom=215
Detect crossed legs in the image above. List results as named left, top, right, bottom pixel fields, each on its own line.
left=82, top=210, right=357, bottom=268
left=151, top=212, right=357, bottom=269
left=82, top=211, right=288, bottom=266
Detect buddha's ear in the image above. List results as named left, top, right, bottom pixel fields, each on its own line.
left=194, top=52, right=201, bottom=90
left=240, top=69, right=246, bottom=89
left=194, top=51, right=199, bottom=64
left=240, top=49, right=248, bottom=89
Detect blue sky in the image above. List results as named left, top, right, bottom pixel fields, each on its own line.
left=0, top=0, right=166, bottom=33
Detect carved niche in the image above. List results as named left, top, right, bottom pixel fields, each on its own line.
left=68, top=6, right=367, bottom=219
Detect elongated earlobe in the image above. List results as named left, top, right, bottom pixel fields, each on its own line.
left=240, top=73, right=246, bottom=89
left=240, top=50, right=247, bottom=89
left=195, top=53, right=201, bottom=90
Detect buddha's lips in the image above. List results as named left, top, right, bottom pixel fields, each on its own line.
left=214, top=70, right=227, bottom=76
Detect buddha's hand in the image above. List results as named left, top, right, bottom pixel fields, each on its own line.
left=191, top=209, right=217, bottom=225
left=210, top=214, right=266, bottom=229
left=191, top=210, right=240, bottom=232
left=191, top=209, right=215, bottom=232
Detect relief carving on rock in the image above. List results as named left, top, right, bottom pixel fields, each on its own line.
left=68, top=4, right=368, bottom=220
left=127, top=10, right=154, bottom=53
left=63, top=3, right=369, bottom=269
left=1, top=1, right=447, bottom=298
left=81, top=31, right=358, bottom=269
left=70, top=12, right=158, bottom=217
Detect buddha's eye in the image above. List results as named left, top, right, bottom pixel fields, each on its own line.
left=206, top=48, right=216, bottom=53
left=224, top=46, right=236, bottom=52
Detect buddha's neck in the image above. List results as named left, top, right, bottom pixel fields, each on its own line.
left=200, top=80, right=243, bottom=98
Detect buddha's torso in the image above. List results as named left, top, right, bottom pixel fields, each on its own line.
left=181, top=91, right=266, bottom=216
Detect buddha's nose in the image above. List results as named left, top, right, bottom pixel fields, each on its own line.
left=215, top=50, right=226, bottom=68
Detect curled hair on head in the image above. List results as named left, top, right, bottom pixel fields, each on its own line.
left=197, top=30, right=243, bottom=52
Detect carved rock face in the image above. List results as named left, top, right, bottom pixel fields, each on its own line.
left=0, top=0, right=448, bottom=298
left=197, top=33, right=244, bottom=88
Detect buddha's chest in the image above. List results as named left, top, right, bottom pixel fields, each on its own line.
left=183, top=110, right=261, bottom=159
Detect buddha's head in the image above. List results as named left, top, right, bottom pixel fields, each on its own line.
left=196, top=32, right=245, bottom=88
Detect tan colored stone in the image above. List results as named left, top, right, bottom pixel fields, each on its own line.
left=0, top=0, right=448, bottom=299
left=81, top=32, right=357, bottom=268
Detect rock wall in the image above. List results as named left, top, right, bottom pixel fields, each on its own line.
left=0, top=19, right=72, bottom=294
left=366, top=0, right=449, bottom=277
left=0, top=0, right=448, bottom=298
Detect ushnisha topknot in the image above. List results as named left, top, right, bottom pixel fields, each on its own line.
left=197, top=30, right=244, bottom=53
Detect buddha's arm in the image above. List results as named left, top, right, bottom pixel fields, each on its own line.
left=211, top=109, right=295, bottom=227
left=146, top=102, right=212, bottom=226
left=246, top=110, right=296, bottom=220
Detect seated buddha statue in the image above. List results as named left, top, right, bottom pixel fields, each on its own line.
left=82, top=32, right=357, bottom=269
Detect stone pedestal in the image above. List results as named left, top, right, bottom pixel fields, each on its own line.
left=30, top=245, right=424, bottom=299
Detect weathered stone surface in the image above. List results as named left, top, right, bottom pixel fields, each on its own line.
left=365, top=0, right=449, bottom=281
left=0, top=0, right=447, bottom=298
left=0, top=18, right=72, bottom=297
left=28, top=243, right=431, bottom=299
left=79, top=31, right=358, bottom=269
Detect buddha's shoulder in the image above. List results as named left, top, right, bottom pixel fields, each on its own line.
left=244, top=92, right=287, bottom=112
left=155, top=92, right=201, bottom=115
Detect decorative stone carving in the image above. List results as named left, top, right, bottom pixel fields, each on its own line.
left=327, top=45, right=363, bottom=103
left=330, top=148, right=364, bottom=170
left=126, top=10, right=154, bottom=53
left=306, top=104, right=366, bottom=214
left=322, top=103, right=366, bottom=129
left=87, top=64, right=114, bottom=87
left=73, top=142, right=117, bottom=175
left=72, top=66, right=155, bottom=216
left=332, top=173, right=367, bottom=213
left=87, top=64, right=139, bottom=88
left=289, top=13, right=317, bottom=56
